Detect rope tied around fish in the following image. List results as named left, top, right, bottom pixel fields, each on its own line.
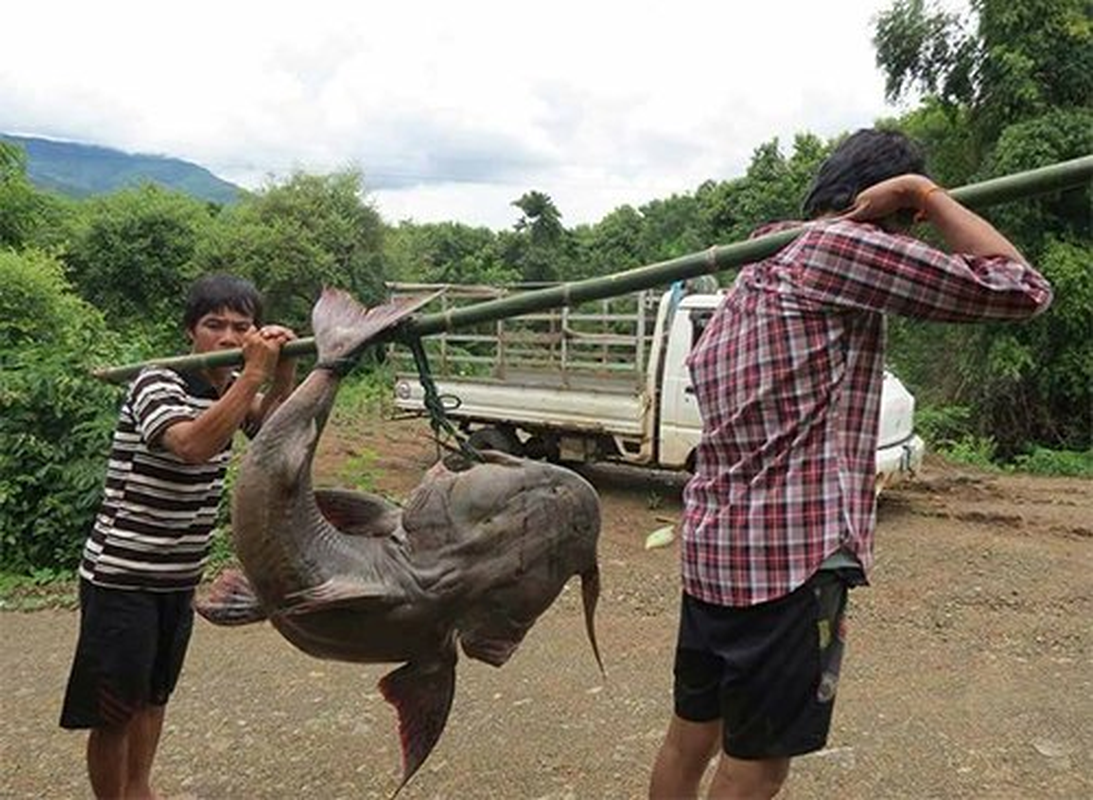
left=401, top=334, right=484, bottom=466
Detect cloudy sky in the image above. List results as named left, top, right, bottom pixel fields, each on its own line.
left=1, top=1, right=955, bottom=230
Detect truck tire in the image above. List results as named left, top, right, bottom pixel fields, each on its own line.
left=523, top=433, right=560, bottom=462
left=467, top=426, right=523, bottom=456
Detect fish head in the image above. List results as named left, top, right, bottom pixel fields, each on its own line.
left=402, top=451, right=602, bottom=668
left=406, top=450, right=600, bottom=567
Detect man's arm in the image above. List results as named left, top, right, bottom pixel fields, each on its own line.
left=160, top=329, right=285, bottom=464
left=792, top=176, right=1053, bottom=322
left=846, top=174, right=1027, bottom=263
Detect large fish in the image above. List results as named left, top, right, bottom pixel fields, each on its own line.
left=196, top=288, right=603, bottom=791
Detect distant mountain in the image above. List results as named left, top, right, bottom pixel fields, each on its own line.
left=1, top=134, right=244, bottom=205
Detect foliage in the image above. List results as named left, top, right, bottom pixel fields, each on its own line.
left=874, top=0, right=1093, bottom=149
left=331, top=365, right=400, bottom=424
left=978, top=107, right=1093, bottom=250
left=875, top=0, right=1093, bottom=457
left=507, top=190, right=573, bottom=282
left=0, top=251, right=124, bottom=573
left=1009, top=448, right=1093, bottom=478
left=204, top=527, right=239, bottom=577
left=0, top=569, right=78, bottom=610
left=879, top=99, right=979, bottom=188
left=914, top=403, right=977, bottom=447
left=572, top=205, right=646, bottom=277
left=919, top=405, right=1092, bottom=476
left=338, top=449, right=380, bottom=493
left=874, top=0, right=978, bottom=108
left=0, top=140, right=78, bottom=251
left=384, top=221, right=517, bottom=286
left=701, top=134, right=830, bottom=242
left=939, top=435, right=1000, bottom=470
left=64, top=184, right=215, bottom=346
left=197, top=169, right=387, bottom=333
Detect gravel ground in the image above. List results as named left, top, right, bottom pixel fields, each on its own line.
left=2, top=419, right=1090, bottom=799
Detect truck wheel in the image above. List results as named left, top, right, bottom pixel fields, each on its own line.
left=467, top=427, right=523, bottom=456
left=523, top=434, right=560, bottom=462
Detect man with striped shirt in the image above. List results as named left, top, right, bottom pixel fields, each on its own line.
left=649, top=130, right=1053, bottom=799
left=60, top=274, right=298, bottom=800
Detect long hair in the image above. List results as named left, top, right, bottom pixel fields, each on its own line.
left=802, top=129, right=928, bottom=219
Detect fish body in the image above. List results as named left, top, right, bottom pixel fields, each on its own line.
left=197, top=289, right=602, bottom=790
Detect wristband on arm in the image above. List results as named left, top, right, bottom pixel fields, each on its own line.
left=914, top=184, right=948, bottom=223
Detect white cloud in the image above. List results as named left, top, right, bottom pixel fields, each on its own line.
left=0, top=0, right=942, bottom=229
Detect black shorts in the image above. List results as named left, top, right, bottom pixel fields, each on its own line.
left=673, top=571, right=850, bottom=760
left=60, top=580, right=194, bottom=730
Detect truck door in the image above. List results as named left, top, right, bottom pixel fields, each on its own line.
left=657, top=306, right=713, bottom=468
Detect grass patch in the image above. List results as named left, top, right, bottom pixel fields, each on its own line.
left=338, top=449, right=381, bottom=492
left=917, top=404, right=1091, bottom=477
left=0, top=570, right=78, bottom=611
left=1008, top=447, right=1093, bottom=478
left=331, top=366, right=397, bottom=425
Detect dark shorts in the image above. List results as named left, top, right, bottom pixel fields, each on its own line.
left=60, top=580, right=194, bottom=730
left=673, top=571, right=850, bottom=760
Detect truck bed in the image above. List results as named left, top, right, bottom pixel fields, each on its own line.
left=390, top=283, right=656, bottom=437
left=398, top=375, right=648, bottom=436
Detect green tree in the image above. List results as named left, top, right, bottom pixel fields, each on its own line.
left=699, top=135, right=830, bottom=245
left=572, top=205, right=646, bottom=278
left=384, top=221, right=515, bottom=286
left=0, top=251, right=124, bottom=573
left=874, top=0, right=1093, bottom=152
left=64, top=184, right=215, bottom=348
left=875, top=0, right=1093, bottom=453
left=199, top=169, right=386, bottom=331
left=0, top=140, right=75, bottom=251
left=508, top=190, right=572, bottom=282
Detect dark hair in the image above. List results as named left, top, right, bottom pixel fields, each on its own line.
left=183, top=274, right=263, bottom=331
left=802, top=129, right=928, bottom=219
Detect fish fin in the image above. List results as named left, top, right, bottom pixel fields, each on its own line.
left=282, top=578, right=399, bottom=616
left=378, top=656, right=457, bottom=793
left=459, top=629, right=526, bottom=667
left=314, top=488, right=401, bottom=537
left=193, top=569, right=268, bottom=626
left=312, top=288, right=442, bottom=370
left=581, top=565, right=606, bottom=675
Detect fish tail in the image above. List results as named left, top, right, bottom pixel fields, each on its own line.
left=312, top=288, right=439, bottom=374
left=378, top=654, right=457, bottom=794
left=581, top=565, right=605, bottom=676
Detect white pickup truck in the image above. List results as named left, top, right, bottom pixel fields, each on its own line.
left=392, top=283, right=924, bottom=490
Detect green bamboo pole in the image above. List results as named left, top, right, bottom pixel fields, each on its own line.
left=94, top=154, right=1093, bottom=383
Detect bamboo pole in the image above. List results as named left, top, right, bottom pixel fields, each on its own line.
left=94, top=154, right=1093, bottom=383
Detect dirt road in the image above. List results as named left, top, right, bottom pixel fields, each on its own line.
left=2, top=418, right=1090, bottom=799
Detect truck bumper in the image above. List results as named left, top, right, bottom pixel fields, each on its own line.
left=875, top=434, right=925, bottom=495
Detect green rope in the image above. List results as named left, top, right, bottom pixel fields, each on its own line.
left=403, top=336, right=482, bottom=464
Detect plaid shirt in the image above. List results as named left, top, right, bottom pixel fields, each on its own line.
left=681, top=219, right=1053, bottom=607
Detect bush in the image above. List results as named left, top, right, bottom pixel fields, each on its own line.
left=331, top=364, right=399, bottom=424
left=1009, top=448, right=1093, bottom=478
left=0, top=251, right=124, bottom=573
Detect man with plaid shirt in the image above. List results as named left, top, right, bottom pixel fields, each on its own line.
left=649, top=130, right=1053, bottom=799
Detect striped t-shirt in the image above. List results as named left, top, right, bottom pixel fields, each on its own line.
left=79, top=366, right=243, bottom=591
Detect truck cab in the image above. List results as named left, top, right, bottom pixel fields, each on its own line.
left=653, top=292, right=924, bottom=485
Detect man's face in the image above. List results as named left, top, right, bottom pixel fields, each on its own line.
left=187, top=308, right=255, bottom=354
